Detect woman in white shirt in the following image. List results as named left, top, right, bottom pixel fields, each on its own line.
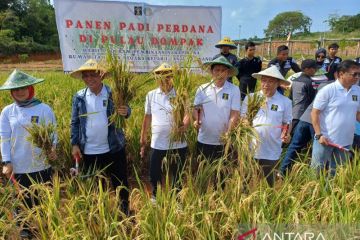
left=0, top=69, right=57, bottom=210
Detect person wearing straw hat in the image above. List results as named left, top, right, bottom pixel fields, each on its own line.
left=213, top=37, right=238, bottom=83
left=70, top=59, right=130, bottom=214
left=241, top=66, right=292, bottom=187
left=194, top=56, right=240, bottom=161
left=311, top=60, right=360, bottom=177
left=0, top=69, right=57, bottom=237
left=140, top=63, right=190, bottom=201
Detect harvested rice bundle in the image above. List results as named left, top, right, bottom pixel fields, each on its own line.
left=168, top=57, right=194, bottom=143
left=246, top=91, right=266, bottom=124
left=222, top=118, right=259, bottom=161
left=103, top=49, right=136, bottom=129
left=25, top=121, right=57, bottom=165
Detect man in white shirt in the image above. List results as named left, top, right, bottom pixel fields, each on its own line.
left=193, top=56, right=240, bottom=161
left=241, top=66, right=292, bottom=187
left=70, top=59, right=131, bottom=214
left=311, top=60, right=360, bottom=177
left=140, top=63, right=190, bottom=199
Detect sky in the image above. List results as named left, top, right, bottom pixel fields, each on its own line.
left=110, top=0, right=359, bottom=39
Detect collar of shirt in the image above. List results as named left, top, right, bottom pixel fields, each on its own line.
left=86, top=84, right=107, bottom=97
left=334, top=79, right=357, bottom=93
left=210, top=80, right=230, bottom=91
left=259, top=90, right=280, bottom=101
left=155, top=87, right=176, bottom=97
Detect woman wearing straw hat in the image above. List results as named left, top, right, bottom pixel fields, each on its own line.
left=140, top=63, right=190, bottom=201
left=70, top=59, right=130, bottom=214
left=241, top=66, right=292, bottom=187
left=194, top=56, right=240, bottom=161
left=213, top=37, right=238, bottom=83
left=0, top=69, right=57, bottom=236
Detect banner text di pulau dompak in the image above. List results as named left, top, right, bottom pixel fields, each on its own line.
left=54, top=0, right=221, bottom=72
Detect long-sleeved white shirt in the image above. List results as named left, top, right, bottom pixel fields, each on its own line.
left=0, top=103, right=57, bottom=174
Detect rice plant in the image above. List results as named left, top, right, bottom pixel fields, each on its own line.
left=103, top=48, right=136, bottom=130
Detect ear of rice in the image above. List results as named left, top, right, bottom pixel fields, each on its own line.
left=102, top=47, right=136, bottom=129
left=25, top=120, right=57, bottom=166
left=246, top=92, right=266, bottom=124
left=169, top=56, right=195, bottom=144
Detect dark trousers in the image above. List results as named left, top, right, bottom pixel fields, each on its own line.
left=280, top=121, right=314, bottom=175
left=83, top=148, right=129, bottom=211
left=150, top=147, right=187, bottom=196
left=197, top=142, right=226, bottom=188
left=353, top=134, right=360, bottom=150
left=15, top=167, right=52, bottom=208
left=240, top=79, right=257, bottom=101
left=196, top=142, right=224, bottom=162
left=255, top=159, right=278, bottom=187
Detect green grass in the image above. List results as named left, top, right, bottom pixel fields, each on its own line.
left=0, top=70, right=360, bottom=239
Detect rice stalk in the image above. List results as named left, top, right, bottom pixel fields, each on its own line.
left=169, top=56, right=195, bottom=144
left=25, top=120, right=57, bottom=166
left=103, top=48, right=136, bottom=130
left=246, top=91, right=266, bottom=124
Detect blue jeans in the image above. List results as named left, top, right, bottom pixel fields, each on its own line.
left=311, top=139, right=350, bottom=177
left=280, top=121, right=314, bottom=175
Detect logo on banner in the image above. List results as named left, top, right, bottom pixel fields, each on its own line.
left=352, top=95, right=358, bottom=101
left=31, top=116, right=39, bottom=123
left=271, top=104, right=278, bottom=111
left=134, top=6, right=142, bottom=16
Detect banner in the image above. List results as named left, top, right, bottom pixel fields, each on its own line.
left=54, top=0, right=222, bottom=72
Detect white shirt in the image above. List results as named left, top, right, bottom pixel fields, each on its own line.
left=241, top=91, right=292, bottom=160
left=0, top=103, right=56, bottom=174
left=313, top=80, right=360, bottom=146
left=84, top=85, right=110, bottom=154
left=145, top=88, right=187, bottom=150
left=194, top=81, right=241, bottom=145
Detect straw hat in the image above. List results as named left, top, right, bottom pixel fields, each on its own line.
left=252, top=66, right=291, bottom=86
left=0, top=69, right=44, bottom=90
left=215, top=37, right=237, bottom=49
left=70, top=59, right=108, bottom=79
left=153, top=63, right=174, bottom=74
left=203, top=56, right=238, bottom=77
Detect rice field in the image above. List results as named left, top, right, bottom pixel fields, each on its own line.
left=0, top=68, right=360, bottom=239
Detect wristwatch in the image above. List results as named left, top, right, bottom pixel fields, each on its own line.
left=314, top=134, right=322, bottom=140
left=2, top=161, right=11, bottom=166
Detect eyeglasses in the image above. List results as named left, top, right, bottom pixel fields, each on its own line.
left=347, top=72, right=360, bottom=78
left=316, top=55, right=325, bottom=59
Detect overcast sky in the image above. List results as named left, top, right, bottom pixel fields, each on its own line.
left=116, top=0, right=359, bottom=39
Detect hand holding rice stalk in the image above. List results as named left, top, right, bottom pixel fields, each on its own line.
left=25, top=120, right=57, bottom=165
left=103, top=48, right=135, bottom=129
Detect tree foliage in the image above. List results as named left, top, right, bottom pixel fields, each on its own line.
left=327, top=13, right=360, bottom=33
left=0, top=0, right=58, bottom=56
left=264, top=11, right=312, bottom=38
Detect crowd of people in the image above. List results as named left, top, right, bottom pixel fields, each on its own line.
left=1, top=36, right=360, bottom=236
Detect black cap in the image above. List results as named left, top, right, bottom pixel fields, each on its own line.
left=301, top=59, right=317, bottom=70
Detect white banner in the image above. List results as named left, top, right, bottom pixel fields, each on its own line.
left=54, top=0, right=222, bottom=72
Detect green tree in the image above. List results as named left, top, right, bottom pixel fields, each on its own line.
left=264, top=11, right=312, bottom=38
left=327, top=13, right=360, bottom=33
